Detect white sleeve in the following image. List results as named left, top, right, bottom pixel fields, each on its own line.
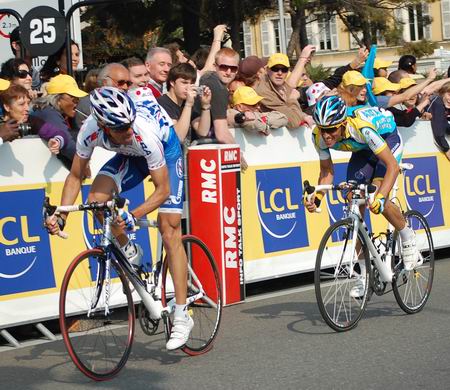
left=76, top=117, right=98, bottom=159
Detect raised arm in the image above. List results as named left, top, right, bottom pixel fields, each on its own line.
left=199, top=25, right=227, bottom=75
left=286, top=45, right=316, bottom=90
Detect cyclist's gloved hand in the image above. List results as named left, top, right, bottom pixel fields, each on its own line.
left=119, top=210, right=137, bottom=231
left=303, top=192, right=323, bottom=213
left=370, top=193, right=385, bottom=214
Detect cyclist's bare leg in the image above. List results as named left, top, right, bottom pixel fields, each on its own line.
left=372, top=179, right=406, bottom=231
left=87, top=174, right=128, bottom=246
left=158, top=212, right=188, bottom=305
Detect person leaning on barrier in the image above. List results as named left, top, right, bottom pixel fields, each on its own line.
left=31, top=74, right=87, bottom=171
left=0, top=84, right=70, bottom=154
left=156, top=63, right=212, bottom=144
left=254, top=46, right=316, bottom=129
left=428, top=81, right=450, bottom=161
left=227, top=86, right=287, bottom=135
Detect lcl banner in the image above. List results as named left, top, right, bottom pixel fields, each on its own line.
left=188, top=144, right=244, bottom=305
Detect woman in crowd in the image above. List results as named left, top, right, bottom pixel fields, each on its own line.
left=1, top=58, right=38, bottom=99
left=31, top=74, right=87, bottom=170
left=0, top=84, right=70, bottom=153
left=40, top=40, right=81, bottom=84
left=337, top=70, right=369, bottom=114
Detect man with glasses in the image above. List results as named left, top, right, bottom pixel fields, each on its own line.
left=97, top=63, right=132, bottom=91
left=195, top=47, right=241, bottom=146
left=255, top=46, right=316, bottom=129
left=304, top=95, right=420, bottom=297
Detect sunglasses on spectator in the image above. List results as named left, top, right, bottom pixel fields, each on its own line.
left=217, top=64, right=238, bottom=73
left=16, top=70, right=32, bottom=79
left=107, top=76, right=132, bottom=87
left=270, top=66, right=289, bottom=73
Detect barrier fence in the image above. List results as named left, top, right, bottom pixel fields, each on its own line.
left=0, top=121, right=449, bottom=335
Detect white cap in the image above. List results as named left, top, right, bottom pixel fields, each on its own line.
left=306, top=82, right=330, bottom=106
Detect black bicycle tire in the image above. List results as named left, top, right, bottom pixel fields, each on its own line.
left=161, top=234, right=222, bottom=354
left=59, top=248, right=135, bottom=381
left=391, top=210, right=435, bottom=314
left=314, top=218, right=371, bottom=332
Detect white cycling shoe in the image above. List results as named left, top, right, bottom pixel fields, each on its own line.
left=402, top=238, right=420, bottom=271
left=350, top=276, right=366, bottom=299
left=166, top=315, right=194, bottom=351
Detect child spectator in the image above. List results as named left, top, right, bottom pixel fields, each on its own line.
left=227, top=86, right=288, bottom=134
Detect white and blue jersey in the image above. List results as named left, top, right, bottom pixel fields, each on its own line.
left=76, top=87, right=183, bottom=214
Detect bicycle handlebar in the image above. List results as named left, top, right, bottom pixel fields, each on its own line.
left=303, top=180, right=378, bottom=213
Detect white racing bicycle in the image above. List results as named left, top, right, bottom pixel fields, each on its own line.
left=43, top=194, right=222, bottom=381
left=304, top=163, right=434, bottom=332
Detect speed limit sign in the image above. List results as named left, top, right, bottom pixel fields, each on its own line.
left=20, top=6, right=66, bottom=57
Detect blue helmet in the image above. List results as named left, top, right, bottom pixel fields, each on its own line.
left=90, top=87, right=136, bottom=130
left=313, top=95, right=347, bottom=128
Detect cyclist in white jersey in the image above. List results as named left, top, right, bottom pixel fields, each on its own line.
left=45, top=87, right=192, bottom=350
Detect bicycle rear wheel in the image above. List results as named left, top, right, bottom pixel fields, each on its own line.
left=162, top=235, right=222, bottom=355
left=59, top=248, right=135, bottom=381
left=392, top=210, right=434, bottom=314
left=315, top=219, right=371, bottom=332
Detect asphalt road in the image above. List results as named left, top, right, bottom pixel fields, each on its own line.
left=2, top=254, right=450, bottom=390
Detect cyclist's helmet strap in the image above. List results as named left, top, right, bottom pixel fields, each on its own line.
left=313, top=95, right=347, bottom=127
left=90, top=87, right=136, bottom=130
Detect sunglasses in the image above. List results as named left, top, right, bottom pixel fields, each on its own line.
left=107, top=76, right=132, bottom=87
left=270, top=66, right=289, bottom=73
left=217, top=64, right=238, bottom=73
left=318, top=121, right=346, bottom=133
left=17, top=69, right=32, bottom=79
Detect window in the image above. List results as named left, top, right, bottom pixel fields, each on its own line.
left=407, top=3, right=431, bottom=41
left=441, top=0, right=450, bottom=40
left=242, top=21, right=253, bottom=57
left=260, top=16, right=293, bottom=56
left=306, top=13, right=338, bottom=51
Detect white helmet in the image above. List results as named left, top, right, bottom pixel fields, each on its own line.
left=90, top=87, right=136, bottom=130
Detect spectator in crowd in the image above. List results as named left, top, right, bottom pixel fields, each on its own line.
left=383, top=78, right=431, bottom=127
left=74, top=68, right=100, bottom=129
left=164, top=41, right=190, bottom=66
left=31, top=74, right=87, bottom=169
left=238, top=55, right=266, bottom=87
left=373, top=58, right=392, bottom=78
left=9, top=27, right=40, bottom=90
left=388, top=69, right=410, bottom=83
left=398, top=54, right=417, bottom=75
left=255, top=45, right=316, bottom=129
left=1, top=84, right=70, bottom=154
left=122, top=57, right=150, bottom=88
left=156, top=63, right=212, bottom=143
left=428, top=81, right=450, bottom=161
left=0, top=78, right=20, bottom=145
left=337, top=70, right=369, bottom=113
left=372, top=68, right=436, bottom=109
left=0, top=58, right=38, bottom=99
left=145, top=47, right=172, bottom=97
left=97, top=63, right=132, bottom=91
left=228, top=86, right=288, bottom=134
left=298, top=47, right=368, bottom=110
left=195, top=47, right=241, bottom=144
left=40, top=40, right=80, bottom=83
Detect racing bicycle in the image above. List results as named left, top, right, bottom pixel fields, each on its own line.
left=304, top=163, right=434, bottom=332
left=43, top=195, right=222, bottom=381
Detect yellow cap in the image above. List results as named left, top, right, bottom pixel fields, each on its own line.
left=374, top=58, right=393, bottom=70
left=0, top=78, right=11, bottom=91
left=342, top=70, right=367, bottom=87
left=267, top=53, right=290, bottom=69
left=232, top=86, right=264, bottom=106
left=398, top=77, right=417, bottom=90
left=46, top=74, right=87, bottom=97
left=372, top=77, right=400, bottom=95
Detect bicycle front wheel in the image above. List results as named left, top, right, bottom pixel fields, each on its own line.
left=392, top=210, right=434, bottom=314
left=59, top=248, right=135, bottom=381
left=315, top=219, right=371, bottom=332
left=162, top=235, right=222, bottom=355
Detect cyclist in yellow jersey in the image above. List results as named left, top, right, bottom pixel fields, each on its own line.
left=305, top=95, right=419, bottom=297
